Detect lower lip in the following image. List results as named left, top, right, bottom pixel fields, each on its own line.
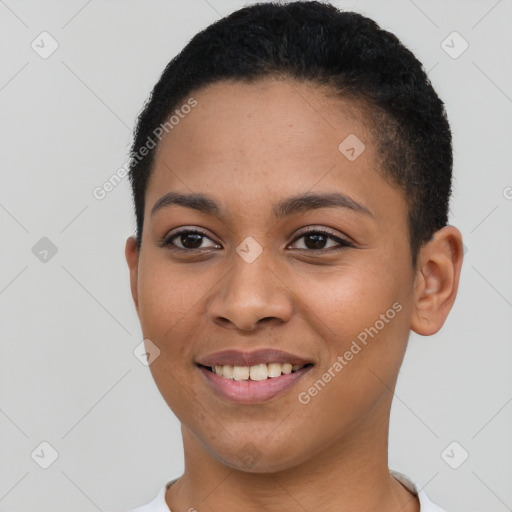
left=197, top=365, right=314, bottom=404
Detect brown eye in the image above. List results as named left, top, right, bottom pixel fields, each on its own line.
left=289, top=229, right=353, bottom=251
left=164, top=229, right=221, bottom=251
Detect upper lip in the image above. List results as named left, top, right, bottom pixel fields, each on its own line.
left=196, top=348, right=314, bottom=368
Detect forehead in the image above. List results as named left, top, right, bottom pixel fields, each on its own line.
left=153, top=78, right=370, bottom=172
left=146, top=78, right=405, bottom=226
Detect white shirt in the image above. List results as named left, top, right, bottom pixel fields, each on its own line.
left=126, top=470, right=447, bottom=511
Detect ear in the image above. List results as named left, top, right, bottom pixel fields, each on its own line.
left=125, top=236, right=140, bottom=316
left=410, top=225, right=464, bottom=336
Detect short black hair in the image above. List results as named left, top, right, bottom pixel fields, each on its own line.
left=128, top=0, right=452, bottom=268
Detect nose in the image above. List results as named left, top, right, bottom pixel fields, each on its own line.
left=206, top=250, right=294, bottom=332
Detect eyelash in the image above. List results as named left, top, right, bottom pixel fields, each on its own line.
left=161, top=227, right=354, bottom=253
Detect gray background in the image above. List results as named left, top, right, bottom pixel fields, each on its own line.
left=1, top=0, right=511, bottom=510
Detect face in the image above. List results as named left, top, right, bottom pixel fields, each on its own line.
left=126, top=78, right=419, bottom=473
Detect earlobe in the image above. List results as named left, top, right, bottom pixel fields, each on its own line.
left=410, top=226, right=464, bottom=336
left=125, top=236, right=140, bottom=315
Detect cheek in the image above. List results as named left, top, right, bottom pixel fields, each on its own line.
left=290, top=258, right=404, bottom=336
left=291, top=264, right=409, bottom=404
left=136, top=255, right=203, bottom=338
left=137, top=260, right=204, bottom=417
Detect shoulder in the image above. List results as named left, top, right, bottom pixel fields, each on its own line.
left=122, top=478, right=178, bottom=512
left=390, top=470, right=448, bottom=512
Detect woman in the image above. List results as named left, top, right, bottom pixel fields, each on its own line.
left=124, top=2, right=463, bottom=510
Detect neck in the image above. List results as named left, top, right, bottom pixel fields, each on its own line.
left=166, top=393, right=419, bottom=512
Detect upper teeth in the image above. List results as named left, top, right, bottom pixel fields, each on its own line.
left=213, top=363, right=304, bottom=381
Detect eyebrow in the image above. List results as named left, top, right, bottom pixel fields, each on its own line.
left=150, top=191, right=373, bottom=219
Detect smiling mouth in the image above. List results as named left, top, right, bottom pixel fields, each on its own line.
left=197, top=362, right=314, bottom=381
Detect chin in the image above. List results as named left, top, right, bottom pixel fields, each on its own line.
left=208, top=436, right=314, bottom=474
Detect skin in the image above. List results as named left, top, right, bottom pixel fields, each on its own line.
left=125, top=78, right=464, bottom=512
